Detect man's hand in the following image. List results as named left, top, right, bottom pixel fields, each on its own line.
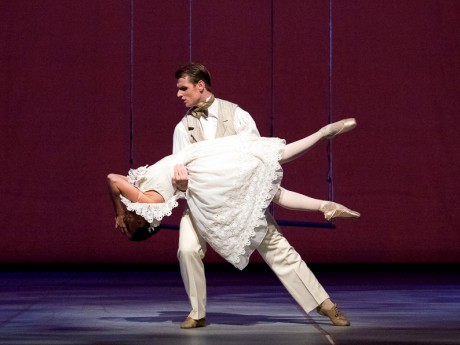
left=172, top=164, right=189, bottom=192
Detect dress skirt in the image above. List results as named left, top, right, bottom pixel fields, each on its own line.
left=122, top=135, right=285, bottom=270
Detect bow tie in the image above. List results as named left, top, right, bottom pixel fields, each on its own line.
left=189, top=94, right=215, bottom=119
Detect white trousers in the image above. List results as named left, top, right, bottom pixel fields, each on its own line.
left=177, top=209, right=330, bottom=320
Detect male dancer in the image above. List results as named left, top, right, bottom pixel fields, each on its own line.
left=172, top=63, right=351, bottom=328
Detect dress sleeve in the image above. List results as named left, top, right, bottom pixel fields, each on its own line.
left=121, top=155, right=185, bottom=227
left=120, top=191, right=186, bottom=227
left=233, top=107, right=260, bottom=138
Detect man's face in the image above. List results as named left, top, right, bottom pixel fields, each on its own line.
left=176, top=76, right=203, bottom=108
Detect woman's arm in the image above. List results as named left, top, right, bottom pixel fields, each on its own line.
left=234, top=107, right=260, bottom=137
left=107, top=174, right=131, bottom=233
left=107, top=173, right=164, bottom=233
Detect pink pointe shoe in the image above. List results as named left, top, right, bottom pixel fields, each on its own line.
left=322, top=118, right=357, bottom=139
left=320, top=201, right=360, bottom=221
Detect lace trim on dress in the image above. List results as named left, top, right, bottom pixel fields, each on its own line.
left=198, top=138, right=285, bottom=270
left=127, top=165, right=148, bottom=188
left=120, top=193, right=185, bottom=227
left=121, top=165, right=185, bottom=227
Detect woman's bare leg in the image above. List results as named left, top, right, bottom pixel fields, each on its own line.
left=279, top=131, right=323, bottom=164
left=273, top=187, right=322, bottom=211
left=280, top=118, right=356, bottom=164
left=273, top=187, right=360, bottom=220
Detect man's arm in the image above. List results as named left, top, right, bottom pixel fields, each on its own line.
left=172, top=164, right=189, bottom=192
left=172, top=122, right=190, bottom=154
left=172, top=122, right=190, bottom=191
left=234, top=107, right=261, bottom=137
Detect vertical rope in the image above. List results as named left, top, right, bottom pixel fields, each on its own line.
left=327, top=0, right=334, bottom=202
left=270, top=0, right=274, bottom=139
left=269, top=0, right=275, bottom=216
left=189, top=0, right=193, bottom=62
left=129, top=0, right=134, bottom=168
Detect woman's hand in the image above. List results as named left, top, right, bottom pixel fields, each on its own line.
left=115, top=214, right=128, bottom=234
left=172, top=164, right=189, bottom=192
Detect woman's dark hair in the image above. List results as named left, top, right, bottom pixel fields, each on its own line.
left=129, top=223, right=160, bottom=242
left=175, top=63, right=212, bottom=92
left=124, top=212, right=160, bottom=241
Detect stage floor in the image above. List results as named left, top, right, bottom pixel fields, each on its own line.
left=0, top=266, right=459, bottom=345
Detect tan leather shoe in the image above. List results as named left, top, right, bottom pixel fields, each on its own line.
left=180, top=317, right=206, bottom=329
left=316, top=303, right=350, bottom=326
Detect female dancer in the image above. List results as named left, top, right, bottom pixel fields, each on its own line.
left=108, top=118, right=360, bottom=269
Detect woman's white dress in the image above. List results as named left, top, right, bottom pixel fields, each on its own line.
left=121, top=135, right=285, bottom=270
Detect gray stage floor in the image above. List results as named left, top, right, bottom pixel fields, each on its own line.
left=0, top=265, right=459, bottom=345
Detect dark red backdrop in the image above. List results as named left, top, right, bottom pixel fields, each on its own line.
left=1, top=0, right=459, bottom=265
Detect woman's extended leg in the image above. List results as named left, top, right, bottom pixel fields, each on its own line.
left=280, top=118, right=356, bottom=164
left=273, top=187, right=360, bottom=220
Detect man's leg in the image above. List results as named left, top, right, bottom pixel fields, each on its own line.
left=257, top=212, right=329, bottom=312
left=257, top=212, right=350, bottom=326
left=177, top=209, right=207, bottom=328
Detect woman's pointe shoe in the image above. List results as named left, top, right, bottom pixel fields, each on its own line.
left=320, top=201, right=360, bottom=221
left=322, top=118, right=357, bottom=139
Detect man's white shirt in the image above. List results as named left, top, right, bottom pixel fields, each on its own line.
left=173, top=99, right=260, bottom=154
